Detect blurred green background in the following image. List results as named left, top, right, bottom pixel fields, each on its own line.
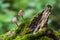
left=0, top=0, right=60, bottom=35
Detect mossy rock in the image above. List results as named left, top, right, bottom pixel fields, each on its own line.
left=0, top=27, right=60, bottom=40
left=15, top=28, right=60, bottom=40
left=0, top=20, right=60, bottom=40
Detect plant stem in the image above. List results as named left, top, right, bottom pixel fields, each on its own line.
left=15, top=22, right=18, bottom=27
left=21, top=15, right=24, bottom=21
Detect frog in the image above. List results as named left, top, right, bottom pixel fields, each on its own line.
left=29, top=5, right=52, bottom=34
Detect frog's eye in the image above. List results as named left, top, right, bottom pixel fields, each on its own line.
left=47, top=5, right=52, bottom=8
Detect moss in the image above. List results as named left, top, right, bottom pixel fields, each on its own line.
left=39, top=36, right=53, bottom=40
left=0, top=27, right=60, bottom=40
left=0, top=19, right=30, bottom=40
left=15, top=28, right=60, bottom=40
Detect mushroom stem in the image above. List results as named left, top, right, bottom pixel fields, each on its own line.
left=15, top=22, right=18, bottom=27
left=21, top=15, right=24, bottom=21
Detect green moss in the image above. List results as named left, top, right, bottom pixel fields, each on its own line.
left=39, top=36, right=53, bottom=40
left=0, top=27, right=60, bottom=40
left=15, top=28, right=60, bottom=40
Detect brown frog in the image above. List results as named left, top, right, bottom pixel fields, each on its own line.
left=29, top=5, right=52, bottom=34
